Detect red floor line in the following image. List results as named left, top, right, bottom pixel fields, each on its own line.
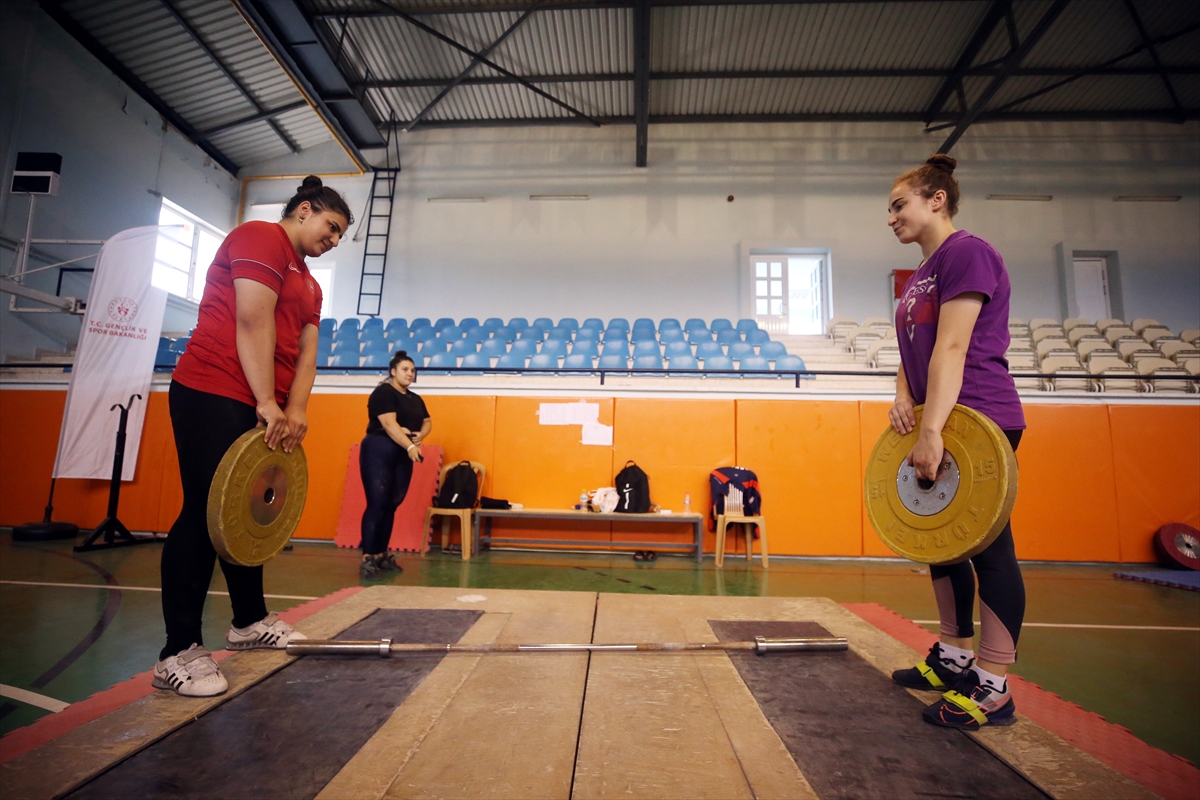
left=0, top=586, right=365, bottom=765
left=843, top=602, right=1200, bottom=800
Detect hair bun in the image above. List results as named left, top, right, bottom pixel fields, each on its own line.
left=397, top=350, right=408, bottom=358
left=926, top=153, right=957, bottom=173
left=298, top=175, right=323, bottom=193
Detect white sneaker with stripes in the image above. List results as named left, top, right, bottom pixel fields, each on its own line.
left=152, top=644, right=228, bottom=697
left=225, top=612, right=307, bottom=650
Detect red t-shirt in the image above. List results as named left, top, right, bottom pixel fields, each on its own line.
left=173, top=221, right=322, bottom=407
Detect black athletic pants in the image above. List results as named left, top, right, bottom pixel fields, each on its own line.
left=359, top=434, right=414, bottom=556
left=930, top=429, right=1024, bottom=664
left=160, top=381, right=269, bottom=660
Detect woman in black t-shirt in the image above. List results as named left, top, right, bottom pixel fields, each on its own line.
left=359, top=350, right=431, bottom=579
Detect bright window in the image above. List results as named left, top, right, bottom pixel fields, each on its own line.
left=153, top=198, right=226, bottom=302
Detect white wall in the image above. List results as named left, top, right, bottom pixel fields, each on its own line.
left=253, top=120, right=1198, bottom=334
left=0, top=1, right=238, bottom=361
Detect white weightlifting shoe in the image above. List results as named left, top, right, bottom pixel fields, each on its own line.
left=225, top=612, right=307, bottom=650
left=152, top=644, right=228, bottom=697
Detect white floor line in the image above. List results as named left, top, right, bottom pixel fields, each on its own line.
left=0, top=580, right=317, bottom=601
left=911, top=619, right=1200, bottom=632
left=0, top=684, right=70, bottom=713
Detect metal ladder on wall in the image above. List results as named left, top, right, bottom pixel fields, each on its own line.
left=355, top=165, right=399, bottom=316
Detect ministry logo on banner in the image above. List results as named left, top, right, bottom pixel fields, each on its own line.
left=54, top=226, right=168, bottom=481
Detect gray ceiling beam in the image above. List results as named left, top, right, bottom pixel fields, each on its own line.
left=319, top=0, right=985, bottom=16
left=373, top=0, right=601, bottom=126
left=633, top=0, right=651, bottom=167
left=923, top=0, right=1009, bottom=124
left=36, top=0, right=240, bottom=175
left=403, top=3, right=541, bottom=131
left=199, top=101, right=311, bottom=137
left=938, top=0, right=1072, bottom=153
left=157, top=0, right=299, bottom=153
left=356, top=64, right=1200, bottom=89
left=1122, top=0, right=1185, bottom=122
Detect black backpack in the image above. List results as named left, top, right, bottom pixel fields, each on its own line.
left=614, top=461, right=650, bottom=513
left=436, top=462, right=478, bottom=508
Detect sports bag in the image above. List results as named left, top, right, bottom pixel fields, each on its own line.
left=614, top=461, right=651, bottom=513
left=709, top=467, right=762, bottom=534
left=436, top=462, right=478, bottom=508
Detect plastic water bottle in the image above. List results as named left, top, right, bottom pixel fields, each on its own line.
left=580, top=491, right=589, bottom=512
left=683, top=492, right=691, bottom=514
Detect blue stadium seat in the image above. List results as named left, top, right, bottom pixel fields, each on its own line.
left=508, top=317, right=529, bottom=330
left=607, top=318, right=630, bottom=332
left=529, top=353, right=558, bottom=369
left=319, top=318, right=336, bottom=335
left=384, top=325, right=409, bottom=342
left=659, top=329, right=685, bottom=344
left=434, top=317, right=455, bottom=330
left=694, top=341, right=723, bottom=361
left=736, top=319, right=759, bottom=333
left=684, top=318, right=707, bottom=333
left=746, top=329, right=770, bottom=344
left=774, top=354, right=809, bottom=375
left=361, top=338, right=389, bottom=356
left=738, top=355, right=770, bottom=372
left=317, top=337, right=332, bottom=364
left=334, top=327, right=359, bottom=344
left=728, top=342, right=755, bottom=360
left=450, top=339, right=477, bottom=356
left=459, top=317, right=479, bottom=330
left=461, top=352, right=490, bottom=369
left=331, top=353, right=359, bottom=368
left=411, top=317, right=432, bottom=330
left=668, top=354, right=698, bottom=371
left=633, top=355, right=663, bottom=371
left=558, top=318, right=580, bottom=333
left=633, top=317, right=655, bottom=333
left=385, top=317, right=407, bottom=331
left=687, top=328, right=713, bottom=343
left=540, top=339, right=568, bottom=359
left=360, top=331, right=386, bottom=350
left=717, top=329, right=742, bottom=345
left=411, top=325, right=435, bottom=341
left=496, top=352, right=527, bottom=370
left=425, top=352, right=458, bottom=373
left=482, top=317, right=503, bottom=331
left=563, top=353, right=594, bottom=370
left=574, top=327, right=599, bottom=341
left=362, top=317, right=383, bottom=332
left=155, top=340, right=177, bottom=367
left=492, top=325, right=517, bottom=342
left=760, top=341, right=787, bottom=360
left=603, top=329, right=629, bottom=344
left=439, top=325, right=464, bottom=340
left=663, top=341, right=691, bottom=358
left=659, top=318, right=681, bottom=332
left=339, top=318, right=361, bottom=335
left=601, top=340, right=631, bottom=358
left=570, top=339, right=599, bottom=358
left=517, top=326, right=544, bottom=341
left=633, top=340, right=662, bottom=358
left=532, top=317, right=554, bottom=332
left=463, top=326, right=487, bottom=344
left=598, top=354, right=628, bottom=370
left=547, top=326, right=573, bottom=341
left=169, top=337, right=190, bottom=353
left=479, top=339, right=507, bottom=358
left=332, top=339, right=361, bottom=357
left=711, top=318, right=733, bottom=332
left=630, top=328, right=657, bottom=343
left=390, top=336, right=416, bottom=355
left=419, top=339, right=449, bottom=354
left=580, top=318, right=604, bottom=332
left=362, top=351, right=390, bottom=368
left=510, top=339, right=538, bottom=357
left=703, top=355, right=733, bottom=371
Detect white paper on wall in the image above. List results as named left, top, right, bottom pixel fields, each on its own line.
left=581, top=421, right=613, bottom=446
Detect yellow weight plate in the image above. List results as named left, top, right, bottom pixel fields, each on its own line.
left=207, top=428, right=308, bottom=567
left=864, top=404, right=1017, bottom=565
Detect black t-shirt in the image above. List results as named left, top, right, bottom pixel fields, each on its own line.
left=366, top=383, right=429, bottom=438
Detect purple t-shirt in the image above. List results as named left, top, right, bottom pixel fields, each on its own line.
left=895, top=230, right=1025, bottom=431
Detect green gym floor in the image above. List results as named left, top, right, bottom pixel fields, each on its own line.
left=1, top=534, right=1197, bottom=767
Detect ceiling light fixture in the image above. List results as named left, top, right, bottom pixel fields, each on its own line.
left=986, top=194, right=1053, bottom=201
left=427, top=196, right=486, bottom=203
left=1113, top=195, right=1182, bottom=202
left=530, top=194, right=589, bottom=201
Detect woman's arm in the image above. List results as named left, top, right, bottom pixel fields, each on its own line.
left=409, top=417, right=432, bottom=446
left=280, top=323, right=318, bottom=453
left=889, top=363, right=917, bottom=434
left=909, top=292, right=984, bottom=481
left=234, top=278, right=289, bottom=449
left=377, top=412, right=422, bottom=461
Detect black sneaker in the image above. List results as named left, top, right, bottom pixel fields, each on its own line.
left=360, top=557, right=381, bottom=580
left=922, top=668, right=1016, bottom=730
left=892, top=643, right=970, bottom=690
left=376, top=553, right=402, bottom=572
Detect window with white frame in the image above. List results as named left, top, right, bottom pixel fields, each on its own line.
left=153, top=198, right=226, bottom=302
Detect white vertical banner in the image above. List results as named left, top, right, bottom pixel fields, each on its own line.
left=53, top=226, right=168, bottom=480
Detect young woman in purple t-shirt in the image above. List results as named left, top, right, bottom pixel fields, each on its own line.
left=886, top=154, right=1027, bottom=730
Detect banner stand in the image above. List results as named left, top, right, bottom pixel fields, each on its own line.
left=11, top=480, right=81, bottom=541
left=74, top=395, right=163, bottom=552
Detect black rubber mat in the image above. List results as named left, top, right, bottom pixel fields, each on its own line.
left=68, top=608, right=483, bottom=800
left=709, top=620, right=1049, bottom=800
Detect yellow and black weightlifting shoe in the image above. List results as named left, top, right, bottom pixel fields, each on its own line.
left=891, top=643, right=970, bottom=690
left=922, top=669, right=1016, bottom=730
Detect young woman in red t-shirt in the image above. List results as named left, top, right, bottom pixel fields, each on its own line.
left=153, top=176, right=351, bottom=697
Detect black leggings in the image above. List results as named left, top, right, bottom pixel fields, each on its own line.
left=359, top=434, right=414, bottom=555
left=160, top=381, right=269, bottom=660
left=930, top=429, right=1024, bottom=665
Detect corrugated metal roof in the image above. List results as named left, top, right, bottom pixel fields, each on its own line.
left=1023, top=0, right=1148, bottom=68
left=372, top=80, right=628, bottom=121
left=652, top=77, right=943, bottom=116
left=998, top=74, right=1172, bottom=112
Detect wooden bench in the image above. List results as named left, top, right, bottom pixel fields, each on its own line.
left=472, top=509, right=705, bottom=564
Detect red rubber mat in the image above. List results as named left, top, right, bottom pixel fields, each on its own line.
left=333, top=443, right=443, bottom=552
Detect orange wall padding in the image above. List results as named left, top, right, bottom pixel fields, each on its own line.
left=2, top=388, right=1196, bottom=563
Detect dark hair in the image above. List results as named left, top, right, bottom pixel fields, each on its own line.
left=894, top=154, right=960, bottom=217
left=283, top=175, right=354, bottom=225
left=389, top=350, right=416, bottom=372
